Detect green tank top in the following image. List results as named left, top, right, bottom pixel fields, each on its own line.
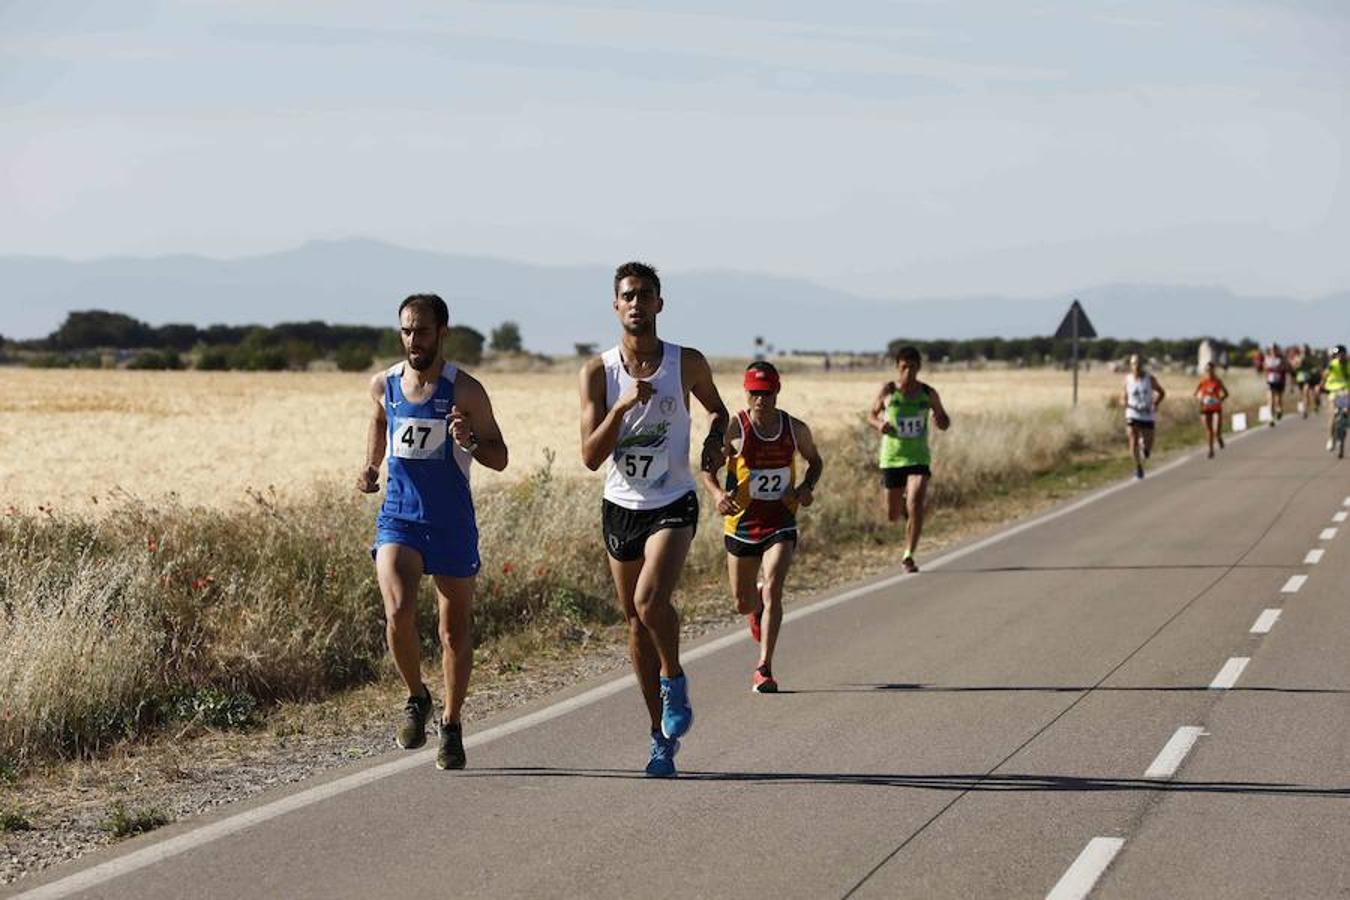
left=879, top=384, right=931, bottom=468
left=1326, top=360, right=1349, bottom=393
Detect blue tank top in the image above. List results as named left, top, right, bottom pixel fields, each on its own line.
left=380, top=363, right=477, bottom=532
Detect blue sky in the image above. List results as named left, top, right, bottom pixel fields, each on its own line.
left=1, top=0, right=1346, bottom=300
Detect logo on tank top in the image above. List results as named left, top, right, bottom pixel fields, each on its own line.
left=434, top=399, right=449, bottom=413
left=659, top=396, right=676, bottom=415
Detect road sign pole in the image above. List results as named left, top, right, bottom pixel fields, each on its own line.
left=1072, top=312, right=1079, bottom=406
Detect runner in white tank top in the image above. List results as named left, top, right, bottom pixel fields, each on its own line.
left=1121, top=353, right=1166, bottom=480
left=601, top=340, right=695, bottom=510
left=579, top=261, right=729, bottom=778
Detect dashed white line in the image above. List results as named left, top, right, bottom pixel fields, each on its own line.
left=1250, top=609, right=1281, bottom=634
left=1144, top=726, right=1206, bottom=779
left=1281, top=575, right=1307, bottom=594
left=1334, top=511, right=1348, bottom=523
left=1320, top=528, right=1338, bottom=541
left=1209, top=657, right=1250, bottom=690
left=1047, top=837, right=1127, bottom=900
left=1304, top=549, right=1325, bottom=565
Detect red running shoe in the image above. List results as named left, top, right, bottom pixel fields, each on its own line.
left=748, top=603, right=763, bottom=643
left=752, top=666, right=778, bottom=693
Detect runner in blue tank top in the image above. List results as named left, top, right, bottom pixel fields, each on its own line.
left=357, top=294, right=509, bottom=770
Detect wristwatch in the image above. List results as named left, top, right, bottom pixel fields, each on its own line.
left=458, top=433, right=479, bottom=454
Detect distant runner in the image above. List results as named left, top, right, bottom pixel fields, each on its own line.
left=701, top=361, right=824, bottom=693
left=869, top=346, right=951, bottom=573
left=1295, top=344, right=1321, bottom=417
left=579, top=261, right=729, bottom=777
left=1263, top=343, right=1290, bottom=425
left=1123, top=353, right=1166, bottom=479
left=358, top=294, right=509, bottom=770
left=1323, top=345, right=1349, bottom=453
left=1194, top=362, right=1229, bottom=459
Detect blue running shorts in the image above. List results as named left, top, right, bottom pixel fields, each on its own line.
left=371, top=515, right=481, bottom=578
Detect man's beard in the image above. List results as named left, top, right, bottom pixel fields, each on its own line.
left=622, top=319, right=654, bottom=336
left=407, top=350, right=434, bottom=371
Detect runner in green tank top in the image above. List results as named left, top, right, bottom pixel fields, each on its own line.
left=869, top=346, right=951, bottom=573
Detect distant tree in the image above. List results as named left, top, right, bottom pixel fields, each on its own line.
left=155, top=323, right=200, bottom=351
left=195, top=345, right=233, bottom=370
left=574, top=342, right=596, bottom=357
left=51, top=311, right=157, bottom=350
left=127, top=350, right=183, bottom=370
left=490, top=321, right=523, bottom=354
left=335, top=343, right=374, bottom=372
left=445, top=325, right=485, bottom=365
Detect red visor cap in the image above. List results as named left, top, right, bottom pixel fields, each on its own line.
left=743, top=368, right=781, bottom=392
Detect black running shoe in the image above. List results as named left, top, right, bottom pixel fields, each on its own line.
left=437, top=719, right=466, bottom=770
left=396, top=686, right=432, bottom=749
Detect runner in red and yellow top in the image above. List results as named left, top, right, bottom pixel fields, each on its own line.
left=701, top=362, right=824, bottom=693
left=1194, top=362, right=1229, bottom=459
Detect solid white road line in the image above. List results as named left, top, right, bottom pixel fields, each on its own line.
left=1320, top=527, right=1338, bottom=541
left=1304, top=549, right=1325, bottom=565
left=1281, top=575, right=1307, bottom=594
left=1209, top=657, right=1250, bottom=690
left=7, top=440, right=1241, bottom=900
left=1250, top=609, right=1282, bottom=634
left=1334, top=511, right=1348, bottom=523
left=1046, top=837, right=1127, bottom=900
left=1144, top=726, right=1206, bottom=779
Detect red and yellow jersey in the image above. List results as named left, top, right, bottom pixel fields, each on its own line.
left=1196, top=377, right=1224, bottom=410
left=724, top=410, right=799, bottom=544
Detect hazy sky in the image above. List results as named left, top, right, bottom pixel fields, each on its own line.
left=2, top=0, right=1347, bottom=300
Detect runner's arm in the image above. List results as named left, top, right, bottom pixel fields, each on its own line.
left=683, top=347, right=730, bottom=473
left=579, top=357, right=649, bottom=470
left=792, top=417, right=824, bottom=507
left=1153, top=380, right=1166, bottom=405
left=868, top=382, right=896, bottom=435
left=698, top=415, right=741, bottom=514
left=357, top=372, right=386, bottom=492
left=928, top=387, right=951, bottom=431
left=451, top=373, right=508, bottom=471
left=1219, top=379, right=1230, bottom=402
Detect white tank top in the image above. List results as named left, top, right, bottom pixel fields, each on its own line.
left=1125, top=373, right=1155, bottom=422
left=602, top=341, right=695, bottom=510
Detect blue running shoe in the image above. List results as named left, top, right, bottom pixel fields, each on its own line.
left=645, top=730, right=679, bottom=778
left=659, top=673, right=693, bottom=739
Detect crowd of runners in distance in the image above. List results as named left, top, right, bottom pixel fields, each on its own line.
left=355, top=270, right=1348, bottom=776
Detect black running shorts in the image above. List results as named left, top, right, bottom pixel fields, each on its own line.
left=602, top=491, right=699, bottom=562
left=881, top=465, right=931, bottom=489
left=1126, top=419, right=1155, bottom=431
left=724, top=530, right=797, bottom=558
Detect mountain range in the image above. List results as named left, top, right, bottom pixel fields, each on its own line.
left=0, top=239, right=1341, bottom=355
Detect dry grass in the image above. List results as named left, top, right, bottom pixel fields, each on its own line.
left=0, top=364, right=1243, bottom=513
left=0, top=362, right=1270, bottom=771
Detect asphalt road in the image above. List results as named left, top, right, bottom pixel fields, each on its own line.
left=11, top=415, right=1349, bottom=900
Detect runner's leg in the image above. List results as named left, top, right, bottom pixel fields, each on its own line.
left=905, top=474, right=929, bottom=557
left=758, top=540, right=795, bottom=671
left=633, top=526, right=694, bottom=678
left=885, top=486, right=906, bottom=522
left=432, top=574, right=474, bottom=725
left=1142, top=425, right=1155, bottom=459
left=608, top=556, right=662, bottom=730
left=376, top=543, right=427, bottom=695
left=728, top=551, right=761, bottom=615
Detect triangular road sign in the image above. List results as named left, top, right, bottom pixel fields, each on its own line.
left=1054, top=300, right=1097, bottom=339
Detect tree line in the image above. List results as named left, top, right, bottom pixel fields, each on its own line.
left=4, top=311, right=527, bottom=371
left=883, top=335, right=1261, bottom=366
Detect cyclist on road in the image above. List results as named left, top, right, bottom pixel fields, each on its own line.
left=1322, top=345, right=1349, bottom=452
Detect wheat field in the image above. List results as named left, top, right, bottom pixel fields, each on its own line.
left=0, top=364, right=1226, bottom=514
